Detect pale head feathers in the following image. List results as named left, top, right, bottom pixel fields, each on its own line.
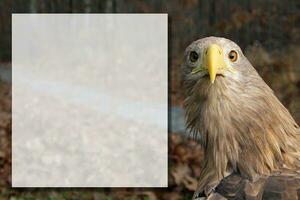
left=182, top=37, right=300, bottom=191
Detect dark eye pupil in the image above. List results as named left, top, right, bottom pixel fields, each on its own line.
left=228, top=50, right=237, bottom=61
left=190, top=51, right=199, bottom=62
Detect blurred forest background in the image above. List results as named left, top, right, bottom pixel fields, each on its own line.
left=0, top=0, right=300, bottom=199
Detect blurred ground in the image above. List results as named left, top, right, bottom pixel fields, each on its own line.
left=0, top=61, right=202, bottom=199
left=0, top=77, right=12, bottom=199
left=0, top=75, right=201, bottom=199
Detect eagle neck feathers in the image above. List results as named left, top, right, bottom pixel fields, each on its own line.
left=184, top=75, right=300, bottom=182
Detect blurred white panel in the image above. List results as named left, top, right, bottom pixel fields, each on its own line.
left=12, top=14, right=167, bottom=187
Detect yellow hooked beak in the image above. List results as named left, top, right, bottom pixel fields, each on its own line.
left=192, top=44, right=229, bottom=83
left=206, top=44, right=225, bottom=83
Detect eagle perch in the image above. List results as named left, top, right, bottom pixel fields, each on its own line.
left=181, top=37, right=300, bottom=199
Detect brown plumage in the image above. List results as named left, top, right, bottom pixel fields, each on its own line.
left=181, top=37, right=300, bottom=199
left=214, top=168, right=300, bottom=200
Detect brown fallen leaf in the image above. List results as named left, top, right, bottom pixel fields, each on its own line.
left=162, top=192, right=182, bottom=200
left=171, top=163, right=198, bottom=191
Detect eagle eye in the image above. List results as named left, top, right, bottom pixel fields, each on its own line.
left=228, top=50, right=238, bottom=62
left=189, top=51, right=199, bottom=62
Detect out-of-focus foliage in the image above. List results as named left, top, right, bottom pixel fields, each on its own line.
left=0, top=0, right=300, bottom=199
left=1, top=0, right=300, bottom=111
